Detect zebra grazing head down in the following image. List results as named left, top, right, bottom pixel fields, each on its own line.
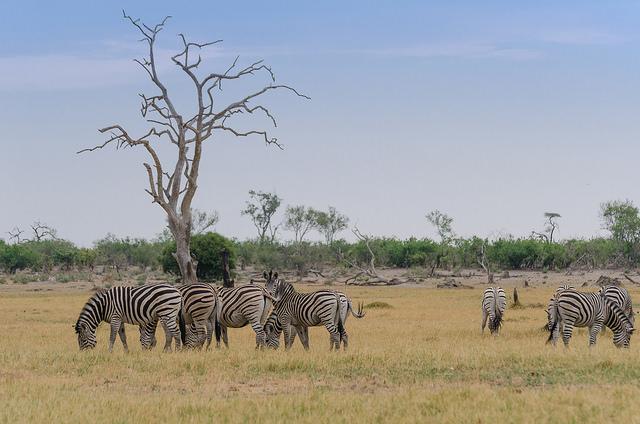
left=603, top=295, right=635, bottom=348
left=74, top=289, right=107, bottom=350
left=481, top=287, right=506, bottom=335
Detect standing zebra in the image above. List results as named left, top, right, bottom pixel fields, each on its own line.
left=548, top=289, right=634, bottom=347
left=481, top=287, right=506, bottom=335
left=212, top=284, right=276, bottom=349
left=74, top=284, right=182, bottom=352
left=265, top=291, right=365, bottom=350
left=266, top=280, right=343, bottom=351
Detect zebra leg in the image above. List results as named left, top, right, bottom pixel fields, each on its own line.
left=205, top=319, right=213, bottom=350
left=160, top=317, right=181, bottom=352
left=323, top=322, right=340, bottom=351
left=250, top=319, right=267, bottom=350
left=341, top=329, right=349, bottom=351
left=296, top=326, right=310, bottom=351
left=589, top=322, right=603, bottom=347
left=221, top=326, right=229, bottom=348
left=282, top=323, right=294, bottom=351
left=108, top=317, right=122, bottom=353
left=481, top=309, right=488, bottom=334
left=118, top=323, right=129, bottom=353
left=562, top=323, right=574, bottom=348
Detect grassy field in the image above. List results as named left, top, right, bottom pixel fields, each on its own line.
left=2, top=284, right=640, bottom=423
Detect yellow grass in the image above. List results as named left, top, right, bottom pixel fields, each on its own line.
left=2, top=285, right=640, bottom=423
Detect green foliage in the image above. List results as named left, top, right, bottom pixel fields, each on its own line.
left=94, top=234, right=163, bottom=270
left=0, top=244, right=39, bottom=273
left=315, top=206, right=349, bottom=245
left=241, top=190, right=282, bottom=243
left=161, top=232, right=236, bottom=281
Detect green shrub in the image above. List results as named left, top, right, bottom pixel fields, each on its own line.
left=160, top=232, right=236, bottom=281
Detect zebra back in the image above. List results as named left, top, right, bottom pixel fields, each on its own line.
left=482, top=287, right=506, bottom=333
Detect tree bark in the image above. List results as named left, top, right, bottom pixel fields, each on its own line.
left=222, top=249, right=233, bottom=288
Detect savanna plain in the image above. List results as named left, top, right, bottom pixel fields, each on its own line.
left=2, top=276, right=640, bottom=423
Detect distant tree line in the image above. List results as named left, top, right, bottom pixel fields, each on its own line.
left=2, top=199, right=639, bottom=278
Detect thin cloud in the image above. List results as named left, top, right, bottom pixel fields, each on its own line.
left=537, top=29, right=626, bottom=46
left=348, top=42, right=543, bottom=61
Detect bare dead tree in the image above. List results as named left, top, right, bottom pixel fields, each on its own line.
left=341, top=227, right=390, bottom=285
left=477, top=240, right=494, bottom=284
left=30, top=221, right=58, bottom=241
left=7, top=227, right=25, bottom=244
left=78, top=12, right=308, bottom=283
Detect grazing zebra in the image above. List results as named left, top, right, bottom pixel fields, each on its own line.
left=548, top=289, right=634, bottom=347
left=481, top=287, right=506, bottom=335
left=265, top=292, right=365, bottom=350
left=266, top=280, right=344, bottom=351
left=599, top=285, right=634, bottom=325
left=74, top=284, right=182, bottom=352
left=140, top=283, right=218, bottom=350
left=212, top=284, right=276, bottom=349
left=178, top=283, right=217, bottom=349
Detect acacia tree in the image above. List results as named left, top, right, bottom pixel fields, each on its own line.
left=426, top=210, right=455, bottom=244
left=242, top=190, right=282, bottom=243
left=284, top=205, right=319, bottom=243
left=78, top=12, right=307, bottom=283
left=531, top=212, right=561, bottom=243
left=316, top=206, right=349, bottom=245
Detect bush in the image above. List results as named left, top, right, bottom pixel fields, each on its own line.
left=160, top=232, right=236, bottom=281
left=0, top=244, right=39, bottom=273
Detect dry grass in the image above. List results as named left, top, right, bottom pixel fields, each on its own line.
left=2, top=285, right=640, bottom=423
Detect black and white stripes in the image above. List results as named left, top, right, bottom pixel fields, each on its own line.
left=548, top=288, right=634, bottom=347
left=266, top=281, right=344, bottom=350
left=74, top=283, right=182, bottom=352
left=481, top=287, right=506, bottom=334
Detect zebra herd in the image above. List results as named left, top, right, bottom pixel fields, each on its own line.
left=74, top=271, right=366, bottom=352
left=481, top=284, right=636, bottom=348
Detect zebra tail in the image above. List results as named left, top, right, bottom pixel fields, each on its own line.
left=546, top=301, right=559, bottom=344
left=178, top=308, right=187, bottom=345
left=214, top=316, right=222, bottom=345
left=490, top=288, right=502, bottom=332
left=350, top=300, right=366, bottom=318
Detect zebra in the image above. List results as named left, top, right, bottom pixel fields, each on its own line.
left=548, top=289, right=634, bottom=347
left=481, top=287, right=506, bottom=335
left=178, top=283, right=217, bottom=349
left=599, top=285, right=634, bottom=325
left=212, top=284, right=276, bottom=349
left=74, top=284, right=182, bottom=352
left=546, top=285, right=575, bottom=336
left=265, top=292, right=365, bottom=350
left=266, top=280, right=344, bottom=351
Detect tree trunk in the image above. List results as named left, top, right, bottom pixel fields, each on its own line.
left=221, top=249, right=233, bottom=288
left=171, top=219, right=198, bottom=284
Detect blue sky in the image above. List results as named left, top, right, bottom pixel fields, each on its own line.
left=1, top=1, right=639, bottom=245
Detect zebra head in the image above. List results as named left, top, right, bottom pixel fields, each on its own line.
left=263, top=270, right=279, bottom=296
left=74, top=320, right=97, bottom=350
left=263, top=309, right=281, bottom=349
left=607, top=299, right=635, bottom=348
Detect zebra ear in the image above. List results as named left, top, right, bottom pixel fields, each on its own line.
left=274, top=272, right=278, bottom=279
left=263, top=271, right=268, bottom=279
